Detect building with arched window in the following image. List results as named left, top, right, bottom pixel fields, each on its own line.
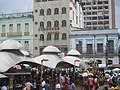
left=33, top=0, right=84, bottom=56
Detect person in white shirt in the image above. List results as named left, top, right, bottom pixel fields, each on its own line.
left=55, top=82, right=60, bottom=90
left=41, top=79, right=46, bottom=90
left=1, top=86, right=7, bottom=90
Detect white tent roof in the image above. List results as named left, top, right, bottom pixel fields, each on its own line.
left=67, top=49, right=81, bottom=56
left=0, top=73, right=7, bottom=78
left=0, top=39, right=23, bottom=50
left=42, top=46, right=61, bottom=53
left=112, top=68, right=120, bottom=72
left=63, top=56, right=81, bottom=66
left=31, top=54, right=63, bottom=68
left=0, top=51, right=29, bottom=72
left=20, top=50, right=29, bottom=56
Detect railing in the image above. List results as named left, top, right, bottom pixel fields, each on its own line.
left=1, top=33, right=6, bottom=37
left=7, top=32, right=22, bottom=37
left=79, top=53, right=118, bottom=58
left=38, top=27, right=60, bottom=31
left=24, top=32, right=29, bottom=36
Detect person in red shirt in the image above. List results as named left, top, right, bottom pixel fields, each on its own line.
left=63, top=82, right=68, bottom=90
left=88, top=76, right=94, bottom=90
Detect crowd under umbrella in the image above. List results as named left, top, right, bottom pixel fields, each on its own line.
left=0, top=39, right=30, bottom=72
left=30, top=45, right=74, bottom=90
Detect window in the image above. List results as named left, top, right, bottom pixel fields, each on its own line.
left=61, top=47, right=68, bottom=52
left=2, top=25, right=5, bottom=33
left=62, top=33, right=66, bottom=40
left=54, top=8, right=59, bottom=14
left=97, top=60, right=102, bottom=64
left=108, top=60, right=112, bottom=65
left=54, top=33, right=59, bottom=40
left=62, top=7, right=66, bottom=14
left=54, top=20, right=59, bottom=27
left=25, top=23, right=29, bottom=32
left=40, top=34, right=44, bottom=41
left=73, top=11, right=74, bottom=19
left=40, top=21, right=44, bottom=28
left=24, top=41, right=29, bottom=51
left=107, top=40, right=114, bottom=53
left=42, top=0, right=47, bottom=2
left=76, top=41, right=82, bottom=54
left=47, top=21, right=51, bottom=27
left=35, top=10, right=38, bottom=13
left=62, top=20, right=66, bottom=27
left=87, top=44, right=93, bottom=54
left=35, top=22, right=38, bottom=25
left=97, top=43, right=103, bottom=53
left=17, top=24, right=21, bottom=32
left=9, top=24, right=13, bottom=32
left=47, top=33, right=51, bottom=40
left=47, top=8, right=51, bottom=15
left=40, top=9, right=44, bottom=15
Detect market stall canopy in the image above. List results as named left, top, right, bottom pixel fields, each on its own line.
left=31, top=46, right=63, bottom=69
left=42, top=45, right=61, bottom=53
left=112, top=68, right=120, bottom=72
left=63, top=56, right=81, bottom=66
left=0, top=73, right=7, bottom=78
left=0, top=50, right=29, bottom=72
left=67, top=49, right=81, bottom=56
left=31, top=54, right=63, bottom=69
left=63, top=49, right=81, bottom=66
left=0, top=39, right=23, bottom=50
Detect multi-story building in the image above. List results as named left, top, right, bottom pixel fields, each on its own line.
left=0, top=12, right=34, bottom=56
left=33, top=0, right=84, bottom=56
left=70, top=27, right=119, bottom=67
left=80, top=0, right=115, bottom=30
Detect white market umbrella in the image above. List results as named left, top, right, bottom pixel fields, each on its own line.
left=0, top=51, right=29, bottom=72
left=63, top=56, right=81, bottom=67
left=31, top=54, right=63, bottom=69
left=112, top=68, right=120, bottom=72
left=0, top=39, right=23, bottom=50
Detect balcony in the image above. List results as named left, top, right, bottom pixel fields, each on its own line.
left=16, top=32, right=22, bottom=36
left=24, top=32, right=29, bottom=36
left=1, top=33, right=6, bottom=37
left=79, top=53, right=118, bottom=58
left=7, top=32, right=22, bottom=37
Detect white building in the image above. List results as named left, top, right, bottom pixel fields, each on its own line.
left=69, top=26, right=119, bottom=67
left=33, top=0, right=84, bottom=56
left=80, top=0, right=115, bottom=30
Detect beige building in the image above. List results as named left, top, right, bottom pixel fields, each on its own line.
left=80, top=0, right=115, bottom=30
left=33, top=0, right=84, bottom=56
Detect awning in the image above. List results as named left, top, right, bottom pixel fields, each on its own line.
left=31, top=53, right=63, bottom=69
left=0, top=51, right=29, bottom=72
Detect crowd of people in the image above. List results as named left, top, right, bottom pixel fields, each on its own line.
left=1, top=67, right=120, bottom=90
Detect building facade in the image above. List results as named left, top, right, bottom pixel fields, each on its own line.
left=80, top=0, right=115, bottom=30
left=70, top=27, right=119, bottom=67
left=0, top=12, right=34, bottom=56
left=33, top=0, right=84, bottom=56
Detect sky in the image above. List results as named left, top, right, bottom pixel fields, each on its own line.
left=0, top=0, right=119, bottom=30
